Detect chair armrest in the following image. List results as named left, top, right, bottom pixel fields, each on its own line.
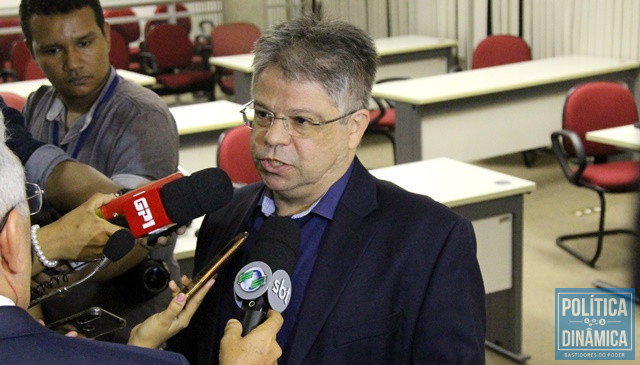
left=1, top=67, right=18, bottom=82
left=551, top=129, right=587, bottom=185
left=138, top=51, right=159, bottom=75
left=199, top=20, right=214, bottom=38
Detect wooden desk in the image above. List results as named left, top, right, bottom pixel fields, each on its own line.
left=209, top=35, right=457, bottom=103
left=171, top=100, right=244, bottom=174
left=0, top=69, right=157, bottom=99
left=585, top=124, right=640, bottom=151
left=371, top=157, right=536, bottom=362
left=372, top=55, right=640, bottom=164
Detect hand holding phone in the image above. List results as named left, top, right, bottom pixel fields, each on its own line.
left=182, top=232, right=249, bottom=300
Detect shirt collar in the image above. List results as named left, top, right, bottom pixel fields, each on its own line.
left=46, top=67, right=117, bottom=133
left=259, top=161, right=355, bottom=220
left=0, top=294, right=16, bottom=307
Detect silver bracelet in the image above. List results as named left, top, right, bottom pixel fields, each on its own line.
left=31, top=224, right=58, bottom=268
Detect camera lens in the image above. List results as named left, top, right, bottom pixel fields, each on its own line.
left=142, top=265, right=170, bottom=293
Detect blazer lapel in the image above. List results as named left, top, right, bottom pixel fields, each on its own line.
left=286, top=159, right=378, bottom=362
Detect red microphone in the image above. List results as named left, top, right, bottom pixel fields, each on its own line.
left=97, top=172, right=184, bottom=237
left=97, top=169, right=233, bottom=238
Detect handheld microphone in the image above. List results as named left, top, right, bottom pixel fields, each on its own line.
left=233, top=216, right=301, bottom=335
left=98, top=168, right=233, bottom=238
left=29, top=229, right=135, bottom=307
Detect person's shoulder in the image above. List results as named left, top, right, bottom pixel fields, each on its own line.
left=114, top=78, right=172, bottom=114
left=55, top=334, right=188, bottom=364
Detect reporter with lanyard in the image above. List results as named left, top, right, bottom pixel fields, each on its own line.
left=14, top=0, right=180, bottom=343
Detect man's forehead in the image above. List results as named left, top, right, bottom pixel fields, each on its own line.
left=29, top=7, right=99, bottom=38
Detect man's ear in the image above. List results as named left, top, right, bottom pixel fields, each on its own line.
left=0, top=209, right=28, bottom=275
left=347, top=109, right=369, bottom=150
left=103, top=22, right=112, bottom=52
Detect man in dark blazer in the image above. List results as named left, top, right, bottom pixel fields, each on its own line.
left=169, top=16, right=486, bottom=364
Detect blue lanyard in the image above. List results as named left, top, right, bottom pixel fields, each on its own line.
left=52, top=75, right=120, bottom=159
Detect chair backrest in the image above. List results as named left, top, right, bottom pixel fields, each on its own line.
left=210, top=22, right=261, bottom=57
left=145, top=24, right=193, bottom=69
left=109, top=30, right=130, bottom=69
left=563, top=81, right=639, bottom=157
left=11, top=41, right=45, bottom=80
left=0, top=18, right=22, bottom=64
left=104, top=8, right=140, bottom=44
left=145, top=3, right=191, bottom=36
left=217, top=125, right=261, bottom=185
left=471, top=35, right=531, bottom=69
left=0, top=91, right=26, bottom=110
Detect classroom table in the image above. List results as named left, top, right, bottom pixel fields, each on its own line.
left=175, top=157, right=536, bottom=362
left=170, top=100, right=243, bottom=135
left=209, top=35, right=458, bottom=103
left=585, top=124, right=640, bottom=151
left=0, top=69, right=157, bottom=98
left=170, top=100, right=244, bottom=174
left=371, top=55, right=640, bottom=164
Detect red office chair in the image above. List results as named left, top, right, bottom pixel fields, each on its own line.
left=471, top=35, right=531, bottom=69
left=0, top=91, right=26, bottom=110
left=550, top=81, right=639, bottom=267
left=11, top=41, right=45, bottom=80
left=140, top=24, right=215, bottom=99
left=217, top=125, right=261, bottom=185
left=368, top=77, right=409, bottom=163
left=104, top=8, right=141, bottom=61
left=210, top=22, right=261, bottom=96
left=109, top=30, right=134, bottom=70
left=145, top=3, right=191, bottom=35
left=0, top=18, right=22, bottom=65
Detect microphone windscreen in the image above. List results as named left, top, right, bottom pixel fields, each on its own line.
left=103, top=229, right=135, bottom=261
left=249, top=216, right=301, bottom=274
left=161, top=168, right=233, bottom=225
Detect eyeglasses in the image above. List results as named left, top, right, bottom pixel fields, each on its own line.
left=26, top=182, right=43, bottom=216
left=0, top=183, right=43, bottom=233
left=0, top=183, right=43, bottom=232
left=240, top=100, right=357, bottom=138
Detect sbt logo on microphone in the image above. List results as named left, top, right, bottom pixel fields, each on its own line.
left=267, top=270, right=291, bottom=312
left=134, top=197, right=155, bottom=229
left=555, top=288, right=634, bottom=360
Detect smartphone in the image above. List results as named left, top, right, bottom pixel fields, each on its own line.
left=46, top=307, right=126, bottom=339
left=182, top=231, right=249, bottom=300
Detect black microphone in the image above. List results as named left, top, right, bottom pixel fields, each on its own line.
left=234, top=216, right=301, bottom=335
left=29, top=229, right=136, bottom=307
left=99, top=168, right=233, bottom=237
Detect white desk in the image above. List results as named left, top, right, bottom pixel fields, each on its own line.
left=371, top=157, right=536, bottom=362
left=372, top=55, right=640, bottom=163
left=585, top=124, right=640, bottom=151
left=0, top=69, right=157, bottom=99
left=171, top=100, right=244, bottom=174
left=170, top=100, right=243, bottom=136
left=209, top=35, right=457, bottom=104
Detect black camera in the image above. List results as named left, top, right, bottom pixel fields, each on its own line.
left=114, top=258, right=170, bottom=305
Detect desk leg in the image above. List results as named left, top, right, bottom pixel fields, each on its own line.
left=232, top=71, right=252, bottom=104
left=394, top=102, right=422, bottom=164
left=453, top=195, right=531, bottom=363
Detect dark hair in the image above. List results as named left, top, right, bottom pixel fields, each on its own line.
left=252, top=16, right=378, bottom=114
left=19, top=0, right=105, bottom=46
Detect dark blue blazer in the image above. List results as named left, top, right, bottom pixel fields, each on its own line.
left=0, top=306, right=189, bottom=364
left=169, top=158, right=486, bottom=364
